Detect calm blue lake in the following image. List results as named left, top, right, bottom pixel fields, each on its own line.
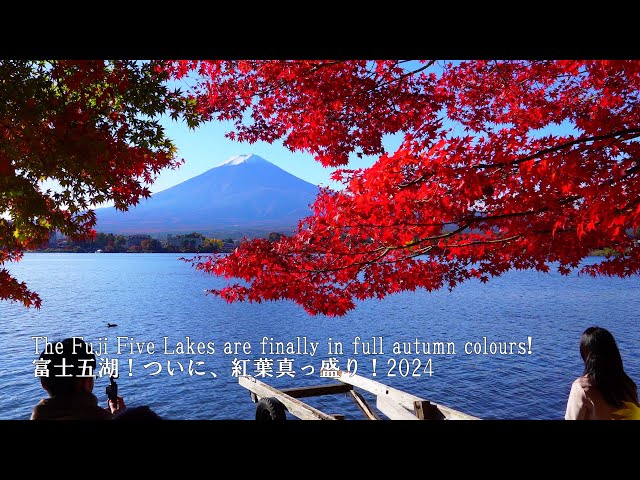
left=1, top=253, right=638, bottom=420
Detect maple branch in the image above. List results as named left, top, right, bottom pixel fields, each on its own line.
left=284, top=192, right=585, bottom=263
left=619, top=195, right=640, bottom=213
left=398, top=171, right=434, bottom=188
left=622, top=162, right=639, bottom=178
left=475, top=128, right=640, bottom=170
left=327, top=220, right=459, bottom=229
left=306, top=60, right=343, bottom=74
left=404, top=245, right=434, bottom=258
left=295, top=232, right=523, bottom=277
left=400, top=223, right=470, bottom=249
left=326, top=194, right=582, bottom=234
left=373, top=60, right=436, bottom=91
left=442, top=234, right=522, bottom=249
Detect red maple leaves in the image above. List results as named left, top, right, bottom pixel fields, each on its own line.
left=171, top=60, right=640, bottom=316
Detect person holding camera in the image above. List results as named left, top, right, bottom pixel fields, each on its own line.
left=31, top=337, right=125, bottom=420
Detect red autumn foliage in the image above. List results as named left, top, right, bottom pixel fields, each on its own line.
left=0, top=60, right=195, bottom=307
left=168, top=60, right=640, bottom=316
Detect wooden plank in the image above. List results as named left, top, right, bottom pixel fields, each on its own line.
left=282, top=383, right=353, bottom=399
left=337, top=371, right=424, bottom=411
left=239, top=376, right=336, bottom=421
left=434, top=404, right=480, bottom=420
left=376, top=396, right=419, bottom=420
left=338, top=371, right=480, bottom=420
left=349, top=390, right=381, bottom=420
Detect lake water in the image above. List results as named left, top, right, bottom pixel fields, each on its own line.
left=1, top=253, right=638, bottom=420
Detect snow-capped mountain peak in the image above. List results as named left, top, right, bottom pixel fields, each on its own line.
left=218, top=154, right=265, bottom=167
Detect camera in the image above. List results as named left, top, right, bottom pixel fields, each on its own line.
left=106, top=375, right=118, bottom=404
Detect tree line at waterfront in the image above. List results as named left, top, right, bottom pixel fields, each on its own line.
left=37, top=232, right=280, bottom=254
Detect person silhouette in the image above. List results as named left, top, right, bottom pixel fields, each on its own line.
left=565, top=326, right=639, bottom=420
left=31, top=337, right=125, bottom=420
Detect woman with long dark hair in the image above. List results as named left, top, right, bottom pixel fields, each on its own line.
left=565, top=326, right=639, bottom=420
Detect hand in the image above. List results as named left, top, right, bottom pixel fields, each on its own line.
left=107, top=396, right=126, bottom=415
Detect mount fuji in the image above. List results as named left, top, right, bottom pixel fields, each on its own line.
left=94, top=154, right=319, bottom=237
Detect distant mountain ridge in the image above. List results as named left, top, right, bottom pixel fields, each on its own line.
left=94, top=154, right=318, bottom=237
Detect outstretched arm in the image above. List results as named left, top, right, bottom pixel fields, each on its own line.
left=565, top=381, right=588, bottom=420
